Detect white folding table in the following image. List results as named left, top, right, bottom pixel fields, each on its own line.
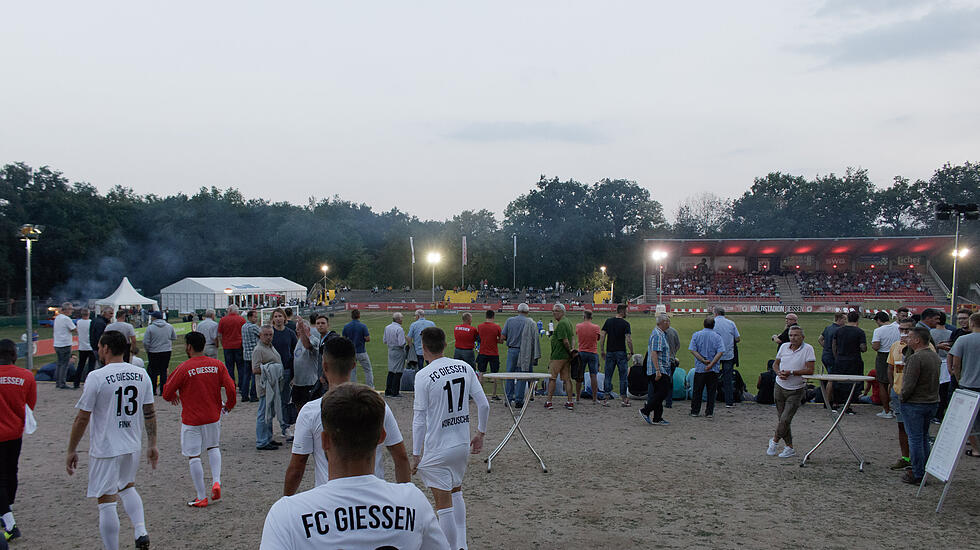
left=800, top=374, right=875, bottom=471
left=482, top=372, right=551, bottom=473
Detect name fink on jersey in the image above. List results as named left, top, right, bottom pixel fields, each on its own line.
left=299, top=505, right=417, bottom=538
left=426, top=363, right=468, bottom=383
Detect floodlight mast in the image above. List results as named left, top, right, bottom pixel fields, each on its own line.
left=19, top=224, right=42, bottom=372
left=939, top=203, right=978, bottom=311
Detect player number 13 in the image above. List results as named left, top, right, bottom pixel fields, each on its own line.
left=115, top=385, right=138, bottom=416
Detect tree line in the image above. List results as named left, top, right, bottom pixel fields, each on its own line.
left=0, top=161, right=977, bottom=303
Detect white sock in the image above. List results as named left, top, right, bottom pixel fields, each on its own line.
left=437, top=507, right=456, bottom=550
left=118, top=487, right=147, bottom=538
left=98, top=502, right=120, bottom=550
left=1, top=511, right=13, bottom=529
left=452, top=492, right=467, bottom=550
left=189, top=458, right=207, bottom=500
left=207, top=447, right=222, bottom=485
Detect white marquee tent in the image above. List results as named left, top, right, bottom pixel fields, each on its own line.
left=160, top=277, right=307, bottom=313
left=94, top=277, right=159, bottom=312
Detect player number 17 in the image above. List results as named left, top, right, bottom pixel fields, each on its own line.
left=443, top=378, right=465, bottom=413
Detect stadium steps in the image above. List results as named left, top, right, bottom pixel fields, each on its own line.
left=921, top=268, right=950, bottom=304
left=776, top=275, right=802, bottom=303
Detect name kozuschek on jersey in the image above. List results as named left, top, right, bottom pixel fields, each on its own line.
left=300, top=505, right=418, bottom=538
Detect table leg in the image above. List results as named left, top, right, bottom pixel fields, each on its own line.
left=801, top=382, right=866, bottom=471
left=485, top=380, right=548, bottom=473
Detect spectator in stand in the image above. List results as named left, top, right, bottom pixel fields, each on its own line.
left=818, top=313, right=846, bottom=375
left=640, top=313, right=672, bottom=426
left=767, top=326, right=815, bottom=458
left=949, top=312, right=980, bottom=457
left=688, top=317, right=725, bottom=418
left=382, top=313, right=407, bottom=397
left=871, top=311, right=900, bottom=419
left=452, top=313, right=478, bottom=369
left=575, top=311, right=602, bottom=406
left=143, top=311, right=177, bottom=396
left=898, top=327, right=941, bottom=484
left=216, top=305, right=247, bottom=387
left=342, top=309, right=373, bottom=388
left=772, top=313, right=799, bottom=352
left=600, top=304, right=634, bottom=407
left=106, top=309, right=138, bottom=355
left=406, top=310, right=435, bottom=369
left=89, top=307, right=113, bottom=370
left=830, top=310, right=867, bottom=414
left=73, top=308, right=95, bottom=389
left=475, top=311, right=503, bottom=401
left=711, top=307, right=741, bottom=409
left=53, top=302, right=76, bottom=390
left=197, top=310, right=219, bottom=359
left=0, top=339, right=36, bottom=542
left=240, top=310, right=260, bottom=402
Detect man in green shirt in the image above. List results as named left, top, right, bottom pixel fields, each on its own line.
left=546, top=303, right=575, bottom=411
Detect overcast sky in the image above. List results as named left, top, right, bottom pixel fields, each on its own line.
left=2, top=0, right=978, bottom=222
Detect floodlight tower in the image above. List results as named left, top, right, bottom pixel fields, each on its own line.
left=651, top=251, right=668, bottom=305
left=936, top=203, right=979, bottom=311
left=19, top=224, right=42, bottom=372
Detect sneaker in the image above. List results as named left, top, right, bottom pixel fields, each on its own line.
left=705, top=414, right=713, bottom=419
left=187, top=498, right=209, bottom=508
left=901, top=470, right=923, bottom=485
left=639, top=409, right=653, bottom=425
left=889, top=457, right=910, bottom=470
left=653, top=419, right=670, bottom=426
left=491, top=395, right=501, bottom=401
left=270, top=440, right=283, bottom=447
left=3, top=526, right=20, bottom=541
left=767, top=439, right=779, bottom=456
left=876, top=411, right=894, bottom=419
left=725, top=404, right=735, bottom=409
left=256, top=443, right=279, bottom=451
left=665, top=403, right=672, bottom=409
left=564, top=402, right=574, bottom=410
left=845, top=408, right=856, bottom=416
left=690, top=412, right=700, bottom=417
left=778, top=447, right=796, bottom=458
left=135, top=534, right=150, bottom=550
left=211, top=482, right=221, bottom=501
left=514, top=401, right=524, bottom=408
left=930, top=418, right=942, bottom=425
left=544, top=401, right=554, bottom=410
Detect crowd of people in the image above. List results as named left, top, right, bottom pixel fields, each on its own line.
left=796, top=268, right=928, bottom=296
left=2, top=300, right=979, bottom=548
left=662, top=270, right=778, bottom=297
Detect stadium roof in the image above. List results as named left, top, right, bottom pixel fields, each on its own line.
left=642, top=235, right=956, bottom=257
left=161, top=277, right=306, bottom=294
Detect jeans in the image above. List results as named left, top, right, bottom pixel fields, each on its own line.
left=903, top=402, right=938, bottom=479
left=603, top=351, right=629, bottom=396
left=504, top=348, right=525, bottom=403
left=243, top=355, right=257, bottom=399
left=54, top=345, right=72, bottom=388
left=146, top=351, right=171, bottom=395
left=641, top=374, right=671, bottom=422
left=691, top=371, right=719, bottom=415
left=223, top=348, right=245, bottom=387
left=579, top=352, right=599, bottom=375
left=350, top=352, right=374, bottom=388
left=279, top=368, right=293, bottom=432
left=73, top=350, right=97, bottom=387
left=255, top=395, right=273, bottom=447
left=720, top=359, right=736, bottom=405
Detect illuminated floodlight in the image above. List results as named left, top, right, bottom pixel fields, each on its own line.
left=651, top=251, right=667, bottom=261
left=427, top=252, right=442, bottom=264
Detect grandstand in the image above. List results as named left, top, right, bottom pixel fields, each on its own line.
left=641, top=236, right=955, bottom=311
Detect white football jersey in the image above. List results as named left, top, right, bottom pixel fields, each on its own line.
left=292, top=397, right=403, bottom=485
left=413, top=357, right=487, bottom=454
left=76, top=362, right=154, bottom=458
left=261, top=474, right=449, bottom=550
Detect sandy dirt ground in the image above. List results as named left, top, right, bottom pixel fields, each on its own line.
left=13, top=381, right=980, bottom=549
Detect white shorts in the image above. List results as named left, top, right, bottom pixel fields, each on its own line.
left=87, top=452, right=139, bottom=498
left=180, top=422, right=221, bottom=457
left=417, top=444, right=469, bottom=491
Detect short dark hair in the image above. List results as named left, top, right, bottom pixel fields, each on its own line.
left=421, top=327, right=447, bottom=354
left=583, top=310, right=592, bottom=320
left=897, top=306, right=911, bottom=314
left=0, top=339, right=17, bottom=365
left=323, top=336, right=356, bottom=375
left=910, top=327, right=932, bottom=346
left=899, top=317, right=916, bottom=328
left=320, top=383, right=385, bottom=461
left=351, top=309, right=361, bottom=320
left=485, top=310, right=495, bottom=319
left=312, top=313, right=328, bottom=323
left=99, top=330, right=129, bottom=356
left=874, top=311, right=890, bottom=323
left=246, top=309, right=257, bottom=320
left=847, top=311, right=860, bottom=323
left=970, top=312, right=980, bottom=327
left=834, top=312, right=846, bottom=321
left=285, top=307, right=293, bottom=317
left=185, top=331, right=205, bottom=352
left=921, top=308, right=940, bottom=320
left=616, top=304, right=627, bottom=314
left=703, top=317, right=715, bottom=329
left=957, top=308, right=974, bottom=316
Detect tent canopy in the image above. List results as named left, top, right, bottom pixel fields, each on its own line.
left=94, top=277, right=159, bottom=311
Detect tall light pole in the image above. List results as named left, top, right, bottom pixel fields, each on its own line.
left=512, top=234, right=517, bottom=290
left=427, top=252, right=441, bottom=304
left=937, top=202, right=978, bottom=310
left=651, top=250, right=668, bottom=306
left=19, top=224, right=42, bottom=371
left=600, top=265, right=613, bottom=303
left=320, top=264, right=329, bottom=304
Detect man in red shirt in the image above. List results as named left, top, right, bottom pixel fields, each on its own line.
left=453, top=313, right=478, bottom=369
left=476, top=310, right=503, bottom=401
left=216, top=305, right=247, bottom=392
left=0, top=339, right=35, bottom=542
left=576, top=311, right=602, bottom=406
left=162, top=331, right=237, bottom=508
